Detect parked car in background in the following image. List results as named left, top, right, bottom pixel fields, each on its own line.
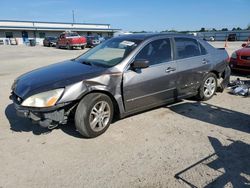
left=203, top=36, right=215, bottom=41
left=10, top=34, right=230, bottom=138
left=104, top=36, right=112, bottom=40
left=10, top=38, right=18, bottom=45
left=86, top=36, right=100, bottom=48
left=227, top=33, right=237, bottom=41
left=57, top=32, right=87, bottom=50
left=43, top=36, right=58, bottom=47
left=230, top=43, right=250, bottom=72
left=98, top=37, right=106, bottom=43
left=209, top=36, right=215, bottom=41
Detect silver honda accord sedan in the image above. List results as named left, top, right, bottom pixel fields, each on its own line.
left=10, top=33, right=230, bottom=138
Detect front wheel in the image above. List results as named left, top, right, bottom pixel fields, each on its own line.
left=81, top=45, right=86, bottom=49
left=196, top=73, right=217, bottom=101
left=75, top=93, right=114, bottom=138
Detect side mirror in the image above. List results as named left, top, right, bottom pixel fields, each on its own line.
left=242, top=43, right=247, bottom=48
left=131, top=59, right=149, bottom=69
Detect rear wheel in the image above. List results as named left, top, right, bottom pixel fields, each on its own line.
left=75, top=93, right=114, bottom=138
left=66, top=43, right=72, bottom=50
left=81, top=45, right=86, bottom=49
left=196, top=73, right=217, bottom=101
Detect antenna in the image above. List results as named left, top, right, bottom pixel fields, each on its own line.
left=72, top=10, right=75, bottom=24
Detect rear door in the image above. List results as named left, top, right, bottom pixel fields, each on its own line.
left=174, top=37, right=210, bottom=97
left=123, top=38, right=178, bottom=112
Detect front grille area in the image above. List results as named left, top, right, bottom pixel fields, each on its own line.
left=241, top=56, right=250, bottom=60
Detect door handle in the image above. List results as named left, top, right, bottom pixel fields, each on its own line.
left=165, top=67, right=176, bottom=73
left=202, top=59, right=209, bottom=64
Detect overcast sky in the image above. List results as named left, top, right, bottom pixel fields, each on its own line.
left=1, top=0, right=249, bottom=31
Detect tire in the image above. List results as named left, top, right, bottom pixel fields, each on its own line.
left=75, top=93, right=114, bottom=138
left=81, top=45, right=85, bottom=49
left=66, top=43, right=72, bottom=50
left=196, top=73, right=217, bottom=101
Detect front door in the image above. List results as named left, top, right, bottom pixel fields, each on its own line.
left=123, top=38, right=177, bottom=112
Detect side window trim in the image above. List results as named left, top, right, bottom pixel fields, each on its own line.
left=198, top=41, right=208, bottom=55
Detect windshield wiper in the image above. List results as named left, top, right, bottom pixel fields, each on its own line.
left=71, top=58, right=92, bottom=66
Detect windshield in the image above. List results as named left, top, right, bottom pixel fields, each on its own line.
left=48, top=37, right=57, bottom=40
left=67, top=32, right=79, bottom=37
left=75, top=38, right=142, bottom=67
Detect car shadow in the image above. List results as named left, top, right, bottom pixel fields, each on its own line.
left=5, top=104, right=51, bottom=135
left=5, top=104, right=84, bottom=138
left=168, top=102, right=250, bottom=134
left=175, top=136, right=250, bottom=187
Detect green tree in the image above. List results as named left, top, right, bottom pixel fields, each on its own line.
left=200, top=27, right=206, bottom=32
left=221, top=28, right=228, bottom=31
left=247, top=24, right=250, bottom=30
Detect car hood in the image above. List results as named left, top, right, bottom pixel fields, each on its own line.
left=236, top=48, right=250, bottom=56
left=13, top=60, right=106, bottom=99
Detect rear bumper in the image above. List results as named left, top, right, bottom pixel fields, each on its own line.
left=70, top=43, right=87, bottom=47
left=219, top=65, right=231, bottom=91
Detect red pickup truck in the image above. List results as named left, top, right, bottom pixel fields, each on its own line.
left=57, top=32, right=87, bottom=50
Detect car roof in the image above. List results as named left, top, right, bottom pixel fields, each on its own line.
left=115, top=33, right=197, bottom=41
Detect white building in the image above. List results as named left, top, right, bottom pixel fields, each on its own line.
left=0, top=20, right=120, bottom=45
left=196, top=30, right=250, bottom=41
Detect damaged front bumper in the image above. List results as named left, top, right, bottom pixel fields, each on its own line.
left=10, top=93, right=75, bottom=129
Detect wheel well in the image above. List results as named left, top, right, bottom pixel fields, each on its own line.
left=210, top=70, right=220, bottom=78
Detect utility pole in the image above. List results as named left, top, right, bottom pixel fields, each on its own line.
left=72, top=10, right=75, bottom=24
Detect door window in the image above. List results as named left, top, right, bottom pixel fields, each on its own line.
left=135, top=38, right=172, bottom=66
left=174, top=38, right=201, bottom=59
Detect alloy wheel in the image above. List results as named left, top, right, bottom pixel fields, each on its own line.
left=89, top=101, right=111, bottom=132
left=203, top=77, right=216, bottom=98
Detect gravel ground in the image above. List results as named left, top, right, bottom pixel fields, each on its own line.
left=0, top=42, right=249, bottom=188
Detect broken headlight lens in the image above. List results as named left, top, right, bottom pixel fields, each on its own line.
left=21, top=88, right=64, bottom=107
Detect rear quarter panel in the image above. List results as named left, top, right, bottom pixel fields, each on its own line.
left=200, top=39, right=229, bottom=74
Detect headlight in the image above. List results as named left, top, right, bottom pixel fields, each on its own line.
left=21, top=88, right=64, bottom=107
left=231, top=52, right=237, bottom=59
